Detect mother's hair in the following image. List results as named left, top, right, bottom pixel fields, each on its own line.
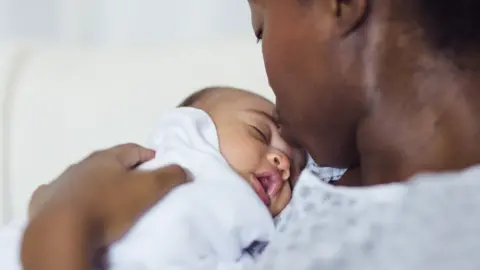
left=417, top=0, right=480, bottom=64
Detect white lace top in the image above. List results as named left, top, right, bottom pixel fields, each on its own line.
left=258, top=164, right=480, bottom=270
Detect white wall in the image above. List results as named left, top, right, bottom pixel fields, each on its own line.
left=0, top=0, right=261, bottom=223
left=0, top=0, right=254, bottom=45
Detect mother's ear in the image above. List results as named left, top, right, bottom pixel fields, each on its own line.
left=329, top=0, right=369, bottom=37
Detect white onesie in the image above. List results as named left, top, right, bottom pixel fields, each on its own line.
left=107, top=107, right=275, bottom=270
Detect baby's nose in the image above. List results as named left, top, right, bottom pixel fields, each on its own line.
left=267, top=151, right=291, bottom=181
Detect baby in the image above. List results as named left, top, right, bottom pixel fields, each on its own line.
left=105, top=86, right=306, bottom=270
left=177, top=86, right=306, bottom=215
left=0, top=87, right=306, bottom=270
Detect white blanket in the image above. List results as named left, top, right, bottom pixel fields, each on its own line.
left=108, top=107, right=274, bottom=270
left=0, top=107, right=274, bottom=270
left=0, top=220, right=25, bottom=270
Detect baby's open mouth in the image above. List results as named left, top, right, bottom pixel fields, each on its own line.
left=251, top=171, right=283, bottom=206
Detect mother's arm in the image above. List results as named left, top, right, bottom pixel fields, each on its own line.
left=21, top=144, right=189, bottom=270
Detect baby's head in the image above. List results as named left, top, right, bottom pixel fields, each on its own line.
left=179, top=87, right=306, bottom=216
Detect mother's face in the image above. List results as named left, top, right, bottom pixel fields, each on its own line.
left=248, top=0, right=368, bottom=167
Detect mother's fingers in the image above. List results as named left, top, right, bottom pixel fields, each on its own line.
left=107, top=143, right=156, bottom=168
left=102, top=165, right=189, bottom=243
left=123, top=165, right=189, bottom=212
left=28, top=185, right=50, bottom=219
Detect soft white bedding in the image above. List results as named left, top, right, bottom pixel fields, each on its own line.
left=0, top=219, right=25, bottom=270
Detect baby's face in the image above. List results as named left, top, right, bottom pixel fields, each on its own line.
left=203, top=89, right=306, bottom=216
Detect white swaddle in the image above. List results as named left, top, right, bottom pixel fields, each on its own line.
left=107, top=107, right=275, bottom=270
left=0, top=107, right=274, bottom=270
left=0, top=220, right=26, bottom=270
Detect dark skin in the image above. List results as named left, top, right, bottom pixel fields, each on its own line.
left=20, top=0, right=480, bottom=268
left=335, top=167, right=362, bottom=187
left=22, top=144, right=189, bottom=270
left=249, top=0, right=480, bottom=185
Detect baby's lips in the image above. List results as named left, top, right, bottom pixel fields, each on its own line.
left=259, top=170, right=283, bottom=200
left=250, top=173, right=271, bottom=205
left=267, top=181, right=281, bottom=198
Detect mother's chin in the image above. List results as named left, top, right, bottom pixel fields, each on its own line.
left=333, top=167, right=362, bottom=187
left=290, top=126, right=359, bottom=170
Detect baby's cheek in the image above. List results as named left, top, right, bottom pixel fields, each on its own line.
left=220, top=141, right=263, bottom=174
left=270, top=184, right=293, bottom=216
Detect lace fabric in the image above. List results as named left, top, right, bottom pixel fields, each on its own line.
left=305, top=156, right=347, bottom=183
left=260, top=166, right=480, bottom=270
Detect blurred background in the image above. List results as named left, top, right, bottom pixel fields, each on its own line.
left=0, top=0, right=254, bottom=45
left=0, top=0, right=271, bottom=223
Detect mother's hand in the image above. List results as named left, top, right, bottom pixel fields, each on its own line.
left=21, top=143, right=189, bottom=270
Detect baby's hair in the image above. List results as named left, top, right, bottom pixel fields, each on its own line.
left=177, top=87, right=218, bottom=108
left=177, top=87, right=220, bottom=108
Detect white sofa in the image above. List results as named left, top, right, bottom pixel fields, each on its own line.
left=0, top=40, right=274, bottom=225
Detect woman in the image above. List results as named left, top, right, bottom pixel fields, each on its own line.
left=22, top=0, right=480, bottom=269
